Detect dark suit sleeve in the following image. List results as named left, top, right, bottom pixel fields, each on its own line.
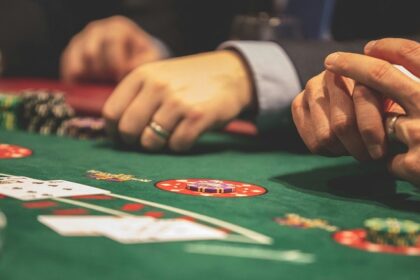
left=279, top=39, right=365, bottom=86
left=279, top=34, right=420, bottom=87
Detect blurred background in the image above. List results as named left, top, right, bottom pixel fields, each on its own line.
left=0, top=0, right=419, bottom=79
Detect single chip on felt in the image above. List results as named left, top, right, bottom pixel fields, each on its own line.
left=144, top=211, right=164, bottom=218
left=186, top=180, right=236, bottom=193
left=0, top=144, right=32, bottom=159
left=53, top=208, right=88, bottom=215
left=0, top=194, right=6, bottom=199
left=121, top=203, right=144, bottom=212
left=156, top=179, right=267, bottom=198
left=23, top=201, right=58, bottom=209
left=71, top=194, right=113, bottom=200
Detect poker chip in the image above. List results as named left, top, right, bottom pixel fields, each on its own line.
left=364, top=218, right=420, bottom=247
left=0, top=144, right=32, bottom=159
left=20, top=90, right=74, bottom=135
left=57, top=117, right=106, bottom=140
left=333, top=229, right=420, bottom=256
left=186, top=180, right=236, bottom=194
left=156, top=179, right=267, bottom=198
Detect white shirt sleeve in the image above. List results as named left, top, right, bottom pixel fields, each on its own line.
left=219, top=41, right=301, bottom=127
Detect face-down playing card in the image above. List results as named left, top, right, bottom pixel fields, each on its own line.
left=0, top=176, right=109, bottom=200
left=38, top=216, right=228, bottom=243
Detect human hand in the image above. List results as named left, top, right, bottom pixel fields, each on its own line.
left=325, top=38, right=420, bottom=184
left=61, top=16, right=162, bottom=83
left=102, top=50, right=254, bottom=152
left=292, top=69, right=386, bottom=161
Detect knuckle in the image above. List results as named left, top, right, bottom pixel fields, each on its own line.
left=331, top=115, right=355, bottom=136
left=305, top=76, right=321, bottom=92
left=359, top=125, right=381, bottom=142
left=83, top=46, right=97, bottom=60
left=368, top=62, right=392, bottom=83
left=185, top=107, right=205, bottom=121
left=352, top=85, right=371, bottom=100
left=166, top=96, right=185, bottom=109
left=316, top=128, right=335, bottom=148
left=140, top=133, right=156, bottom=150
left=291, top=94, right=303, bottom=115
left=403, top=153, right=420, bottom=176
left=150, top=81, right=170, bottom=95
left=110, top=15, right=129, bottom=25
left=102, top=103, right=119, bottom=122
left=406, top=126, right=420, bottom=143
left=117, top=120, right=133, bottom=136
left=399, top=41, right=420, bottom=60
left=85, top=21, right=100, bottom=32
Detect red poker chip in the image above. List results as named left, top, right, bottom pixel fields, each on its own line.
left=0, top=144, right=32, bottom=159
left=333, top=229, right=420, bottom=256
left=155, top=179, right=267, bottom=198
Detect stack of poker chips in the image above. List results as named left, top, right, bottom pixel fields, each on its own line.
left=186, top=180, right=236, bottom=194
left=57, top=117, right=106, bottom=140
left=0, top=93, right=23, bottom=131
left=364, top=218, right=420, bottom=247
left=21, top=90, right=75, bottom=135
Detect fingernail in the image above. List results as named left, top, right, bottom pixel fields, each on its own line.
left=364, top=40, right=377, bottom=53
left=368, top=145, right=384, bottom=160
left=324, top=53, right=340, bottom=68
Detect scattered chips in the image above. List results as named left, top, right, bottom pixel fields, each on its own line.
left=274, top=213, right=338, bottom=232
left=86, top=170, right=151, bottom=183
left=155, top=179, right=267, bottom=198
left=0, top=144, right=32, bottom=159
left=364, top=218, right=420, bottom=247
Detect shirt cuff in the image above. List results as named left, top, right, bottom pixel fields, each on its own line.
left=218, top=40, right=301, bottom=128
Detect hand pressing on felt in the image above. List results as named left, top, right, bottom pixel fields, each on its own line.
left=324, top=38, right=420, bottom=185
left=292, top=69, right=387, bottom=161
left=60, top=16, right=164, bottom=84
left=102, top=50, right=254, bottom=152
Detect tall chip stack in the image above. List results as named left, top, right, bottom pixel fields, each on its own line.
left=20, top=90, right=75, bottom=135
left=0, top=89, right=108, bottom=140
left=0, top=93, right=23, bottom=131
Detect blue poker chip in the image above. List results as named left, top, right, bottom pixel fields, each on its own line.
left=186, top=180, right=236, bottom=194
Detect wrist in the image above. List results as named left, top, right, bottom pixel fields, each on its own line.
left=218, top=50, right=257, bottom=113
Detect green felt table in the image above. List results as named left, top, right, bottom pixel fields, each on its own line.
left=0, top=129, right=419, bottom=280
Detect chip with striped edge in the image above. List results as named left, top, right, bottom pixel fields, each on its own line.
left=155, top=179, right=267, bottom=198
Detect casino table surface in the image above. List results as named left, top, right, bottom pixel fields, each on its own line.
left=0, top=80, right=420, bottom=280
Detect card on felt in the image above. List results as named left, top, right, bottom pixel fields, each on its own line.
left=0, top=177, right=109, bottom=200
left=100, top=218, right=227, bottom=244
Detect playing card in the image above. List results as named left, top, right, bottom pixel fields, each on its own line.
left=150, top=219, right=228, bottom=242
left=38, top=216, right=135, bottom=236
left=100, top=218, right=227, bottom=244
left=97, top=217, right=158, bottom=243
left=0, top=177, right=109, bottom=201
